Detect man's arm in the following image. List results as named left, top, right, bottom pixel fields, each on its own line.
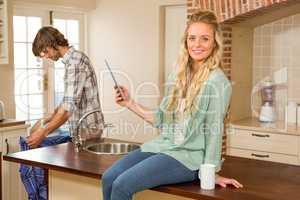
left=30, top=107, right=59, bottom=134
left=27, top=107, right=71, bottom=148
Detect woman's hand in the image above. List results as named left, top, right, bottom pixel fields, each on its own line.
left=215, top=174, right=243, bottom=188
left=114, top=85, right=155, bottom=124
left=114, top=86, right=132, bottom=107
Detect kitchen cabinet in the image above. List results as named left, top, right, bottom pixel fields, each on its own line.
left=0, top=0, right=8, bottom=64
left=0, top=123, right=29, bottom=200
left=227, top=118, right=300, bottom=165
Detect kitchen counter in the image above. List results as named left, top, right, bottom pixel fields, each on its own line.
left=4, top=141, right=300, bottom=200
left=0, top=119, right=25, bottom=128
left=230, top=117, right=300, bottom=136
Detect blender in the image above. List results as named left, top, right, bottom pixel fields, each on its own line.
left=259, top=80, right=276, bottom=122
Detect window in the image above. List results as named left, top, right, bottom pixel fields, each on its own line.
left=52, top=16, right=81, bottom=107
left=13, top=7, right=84, bottom=126
left=13, top=15, right=44, bottom=124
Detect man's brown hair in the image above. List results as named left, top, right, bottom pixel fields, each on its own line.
left=32, top=26, right=69, bottom=56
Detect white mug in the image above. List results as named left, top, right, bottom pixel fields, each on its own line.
left=200, top=164, right=215, bottom=190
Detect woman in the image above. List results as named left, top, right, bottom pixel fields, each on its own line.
left=102, top=10, right=243, bottom=200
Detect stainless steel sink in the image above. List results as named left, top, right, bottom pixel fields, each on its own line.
left=84, top=142, right=140, bottom=155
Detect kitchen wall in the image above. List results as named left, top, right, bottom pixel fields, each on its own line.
left=187, top=0, right=293, bottom=22
left=229, top=3, right=300, bottom=121
left=252, top=13, right=300, bottom=120
left=87, top=0, right=186, bottom=142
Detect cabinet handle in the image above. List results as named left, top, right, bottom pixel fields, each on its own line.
left=251, top=153, right=269, bottom=158
left=5, top=138, right=9, bottom=154
left=251, top=133, right=270, bottom=138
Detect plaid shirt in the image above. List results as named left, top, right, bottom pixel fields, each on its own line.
left=60, top=47, right=104, bottom=136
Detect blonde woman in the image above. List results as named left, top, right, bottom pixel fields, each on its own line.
left=102, top=10, right=243, bottom=200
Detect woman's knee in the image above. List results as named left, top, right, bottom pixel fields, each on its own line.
left=111, top=176, right=132, bottom=197
left=102, top=169, right=116, bottom=188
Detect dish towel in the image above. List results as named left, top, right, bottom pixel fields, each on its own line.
left=19, top=134, right=71, bottom=200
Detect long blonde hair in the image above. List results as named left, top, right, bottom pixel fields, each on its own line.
left=166, top=10, right=223, bottom=113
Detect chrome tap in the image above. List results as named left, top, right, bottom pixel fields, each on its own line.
left=73, top=109, right=108, bottom=152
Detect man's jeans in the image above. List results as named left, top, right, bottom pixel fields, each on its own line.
left=19, top=132, right=71, bottom=200
left=102, top=149, right=198, bottom=200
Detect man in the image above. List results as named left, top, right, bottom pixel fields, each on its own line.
left=29, top=26, right=104, bottom=148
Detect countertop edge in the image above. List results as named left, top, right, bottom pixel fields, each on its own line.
left=3, top=155, right=102, bottom=179
left=230, top=117, right=300, bottom=136
left=230, top=124, right=297, bottom=135
left=152, top=187, right=224, bottom=200
left=0, top=119, right=27, bottom=128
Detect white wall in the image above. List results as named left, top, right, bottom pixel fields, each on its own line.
left=164, top=5, right=186, bottom=82
left=87, top=0, right=186, bottom=142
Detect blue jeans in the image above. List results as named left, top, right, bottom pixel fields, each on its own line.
left=19, top=133, right=71, bottom=200
left=102, top=149, right=198, bottom=200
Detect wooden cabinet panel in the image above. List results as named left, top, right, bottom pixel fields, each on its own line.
left=1, top=124, right=29, bottom=200
left=227, top=148, right=299, bottom=165
left=227, top=126, right=300, bottom=165
left=227, top=129, right=299, bottom=155
left=49, top=170, right=194, bottom=200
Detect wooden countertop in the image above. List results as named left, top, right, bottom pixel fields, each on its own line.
left=4, top=142, right=300, bottom=200
left=0, top=119, right=26, bottom=128
left=230, top=117, right=300, bottom=136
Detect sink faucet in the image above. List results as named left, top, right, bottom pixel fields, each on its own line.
left=73, top=109, right=110, bottom=152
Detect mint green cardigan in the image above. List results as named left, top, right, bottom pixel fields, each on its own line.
left=141, top=68, right=232, bottom=171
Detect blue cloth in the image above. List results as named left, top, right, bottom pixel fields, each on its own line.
left=19, top=134, right=71, bottom=200
left=102, top=148, right=198, bottom=200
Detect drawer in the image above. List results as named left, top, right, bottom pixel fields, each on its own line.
left=227, top=129, right=299, bottom=155
left=227, top=148, right=299, bottom=165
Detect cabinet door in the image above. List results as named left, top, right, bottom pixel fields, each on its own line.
left=1, top=127, right=27, bottom=200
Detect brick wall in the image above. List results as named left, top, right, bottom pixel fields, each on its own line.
left=187, top=0, right=293, bottom=79
left=186, top=0, right=295, bottom=156
left=187, top=0, right=290, bottom=22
